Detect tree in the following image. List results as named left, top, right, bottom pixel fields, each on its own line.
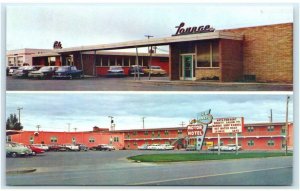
left=6, top=113, right=23, bottom=130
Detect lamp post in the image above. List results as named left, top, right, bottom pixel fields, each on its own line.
left=285, top=95, right=290, bottom=155
left=145, top=35, right=154, bottom=80
left=142, top=117, right=146, bottom=129
left=108, top=116, right=114, bottom=131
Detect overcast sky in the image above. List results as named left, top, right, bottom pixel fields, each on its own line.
left=6, top=3, right=293, bottom=51
left=6, top=93, right=293, bottom=132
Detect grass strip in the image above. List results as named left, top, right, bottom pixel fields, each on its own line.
left=128, top=152, right=293, bottom=162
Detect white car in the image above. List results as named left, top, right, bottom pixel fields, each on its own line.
left=160, top=144, right=175, bottom=150
left=137, top=144, right=150, bottom=150
left=148, top=144, right=164, bottom=150
left=221, top=144, right=242, bottom=151
left=31, top=144, right=49, bottom=151
left=64, top=144, right=80, bottom=151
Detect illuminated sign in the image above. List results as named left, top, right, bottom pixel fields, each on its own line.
left=211, top=117, right=244, bottom=134
left=187, top=124, right=204, bottom=136
left=173, top=22, right=215, bottom=36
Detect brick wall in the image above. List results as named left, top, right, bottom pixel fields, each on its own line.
left=220, top=39, right=243, bottom=82
left=195, top=68, right=221, bottom=80
left=223, top=23, right=293, bottom=83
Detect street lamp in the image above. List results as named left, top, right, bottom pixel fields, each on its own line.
left=142, top=117, right=146, bottom=129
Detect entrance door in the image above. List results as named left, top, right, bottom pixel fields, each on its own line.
left=181, top=54, right=194, bottom=80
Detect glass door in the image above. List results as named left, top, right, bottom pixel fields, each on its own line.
left=181, top=54, right=194, bottom=80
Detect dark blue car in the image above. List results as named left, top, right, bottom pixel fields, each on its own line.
left=53, top=66, right=83, bottom=79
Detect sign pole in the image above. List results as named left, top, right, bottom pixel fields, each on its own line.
left=235, top=133, right=238, bottom=155
left=217, top=133, right=220, bottom=155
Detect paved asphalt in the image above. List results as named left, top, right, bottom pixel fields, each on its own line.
left=5, top=150, right=293, bottom=186
left=6, top=76, right=293, bottom=91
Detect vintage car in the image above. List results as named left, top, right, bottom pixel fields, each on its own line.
left=221, top=144, right=242, bottom=151
left=160, top=144, right=175, bottom=150
left=28, top=66, right=58, bottom=79
left=31, top=144, right=49, bottom=151
left=63, top=144, right=80, bottom=151
left=27, top=145, right=46, bottom=155
left=128, top=65, right=145, bottom=76
left=185, top=145, right=196, bottom=151
left=137, top=144, right=150, bottom=150
left=7, top=66, right=19, bottom=76
left=53, top=66, right=83, bottom=79
left=143, top=66, right=166, bottom=76
left=12, top=66, right=40, bottom=78
left=6, top=142, right=32, bottom=158
left=90, top=144, right=113, bottom=151
left=106, top=66, right=125, bottom=77
left=76, top=144, right=89, bottom=151
left=147, top=144, right=164, bottom=150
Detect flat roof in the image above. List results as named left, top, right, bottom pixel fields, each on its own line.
left=55, top=31, right=243, bottom=53
left=32, top=50, right=168, bottom=58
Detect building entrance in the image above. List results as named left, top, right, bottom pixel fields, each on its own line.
left=181, top=54, right=195, bottom=80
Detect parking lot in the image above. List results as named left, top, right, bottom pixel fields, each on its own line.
left=6, top=76, right=293, bottom=91
left=6, top=150, right=293, bottom=186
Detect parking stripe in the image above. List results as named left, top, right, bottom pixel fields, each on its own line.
left=130, top=166, right=292, bottom=185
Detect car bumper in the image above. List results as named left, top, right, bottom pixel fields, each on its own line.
left=106, top=73, right=125, bottom=77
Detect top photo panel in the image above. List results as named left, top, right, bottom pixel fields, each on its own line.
left=6, top=4, right=293, bottom=91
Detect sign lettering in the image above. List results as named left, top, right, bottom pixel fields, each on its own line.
left=173, top=22, right=215, bottom=36
left=211, top=117, right=244, bottom=134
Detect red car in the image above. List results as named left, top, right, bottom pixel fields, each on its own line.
left=28, top=145, right=45, bottom=155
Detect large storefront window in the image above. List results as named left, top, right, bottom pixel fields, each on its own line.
left=101, top=56, right=109, bottom=66
left=196, top=41, right=219, bottom=68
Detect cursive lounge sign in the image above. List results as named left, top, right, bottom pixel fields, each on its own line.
left=173, top=22, right=215, bottom=36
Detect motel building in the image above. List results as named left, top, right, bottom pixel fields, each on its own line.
left=7, top=22, right=292, bottom=83
left=8, top=122, right=293, bottom=151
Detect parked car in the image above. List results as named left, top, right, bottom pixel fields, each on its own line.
left=185, top=145, right=196, bottom=151
left=76, top=144, right=89, bottom=151
left=106, top=66, right=125, bottom=77
left=208, top=145, right=220, bottom=151
left=64, top=144, right=80, bottom=151
left=137, top=144, right=150, bottom=150
left=6, top=142, right=32, bottom=158
left=31, top=144, right=49, bottom=151
left=90, top=144, right=113, bottom=151
left=221, top=144, right=242, bottom=151
left=7, top=66, right=19, bottom=76
left=28, top=66, right=58, bottom=79
left=12, top=66, right=40, bottom=78
left=161, top=144, right=175, bottom=150
left=28, top=145, right=45, bottom=155
left=53, top=66, right=83, bottom=79
left=147, top=144, right=164, bottom=150
left=143, top=66, right=166, bottom=76
left=128, top=65, right=145, bottom=76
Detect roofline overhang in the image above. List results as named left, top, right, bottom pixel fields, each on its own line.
left=54, top=31, right=243, bottom=53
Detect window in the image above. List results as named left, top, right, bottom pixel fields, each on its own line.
left=72, top=137, right=76, bottom=144
left=144, top=131, right=148, bottom=135
left=123, top=57, right=129, bottom=66
left=267, top=126, right=274, bottom=132
left=114, top=137, right=119, bottom=142
left=142, top=57, right=148, bottom=67
left=116, top=56, right=122, bottom=66
left=29, top=136, right=34, bottom=144
left=102, top=56, right=109, bottom=66
left=281, top=126, right=286, bottom=134
left=157, top=131, right=160, bottom=138
left=160, top=57, right=169, bottom=62
left=164, top=130, right=169, bottom=135
left=129, top=57, right=136, bottom=66
left=6, top=135, right=12, bottom=142
left=133, top=131, right=137, bottom=136
left=48, top=57, right=56, bottom=66
left=50, top=136, right=58, bottom=143
left=152, top=131, right=155, bottom=137
left=247, top=126, right=254, bottom=132
left=178, top=130, right=182, bottom=135
left=267, top=140, right=275, bottom=146
left=196, top=41, right=219, bottom=68
left=133, top=142, right=137, bottom=146
left=126, top=133, right=130, bottom=139
left=248, top=140, right=254, bottom=146
left=89, top=137, right=95, bottom=143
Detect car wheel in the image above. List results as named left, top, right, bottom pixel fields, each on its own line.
left=11, top=153, right=17, bottom=158
left=32, top=151, right=36, bottom=156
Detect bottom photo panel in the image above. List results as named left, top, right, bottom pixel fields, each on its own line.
left=5, top=93, right=293, bottom=186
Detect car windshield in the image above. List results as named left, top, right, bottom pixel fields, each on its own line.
left=109, top=66, right=122, bottom=70
left=57, top=66, right=70, bottom=72
left=39, top=66, right=53, bottom=72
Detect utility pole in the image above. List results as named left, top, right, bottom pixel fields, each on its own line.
left=67, top=123, right=71, bottom=132
left=108, top=116, right=114, bottom=131
left=269, top=109, right=273, bottom=123
left=17, top=107, right=23, bottom=123
left=36, top=125, right=41, bottom=132
left=179, top=121, right=186, bottom=127
left=285, top=96, right=290, bottom=155
left=142, top=117, right=146, bottom=129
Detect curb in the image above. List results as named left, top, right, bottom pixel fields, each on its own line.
left=6, top=168, right=36, bottom=174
